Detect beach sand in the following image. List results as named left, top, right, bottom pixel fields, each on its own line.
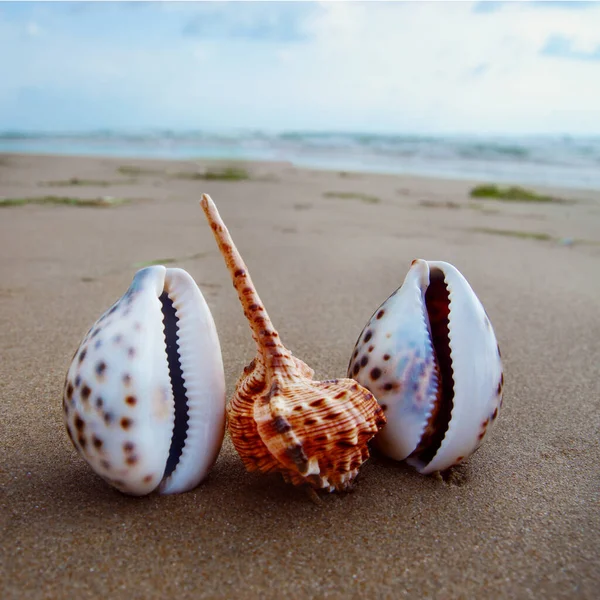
left=1, top=153, right=599, bottom=598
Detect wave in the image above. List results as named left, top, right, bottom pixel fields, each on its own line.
left=1, top=130, right=599, bottom=189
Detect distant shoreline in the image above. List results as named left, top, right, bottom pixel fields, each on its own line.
left=1, top=151, right=598, bottom=200
left=1, top=130, right=599, bottom=191
left=1, top=150, right=598, bottom=194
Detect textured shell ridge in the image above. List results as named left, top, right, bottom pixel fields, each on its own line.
left=419, top=261, right=502, bottom=474
left=159, top=268, right=226, bottom=494
left=407, top=264, right=456, bottom=473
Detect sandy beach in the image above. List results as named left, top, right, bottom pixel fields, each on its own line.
left=1, top=152, right=599, bottom=598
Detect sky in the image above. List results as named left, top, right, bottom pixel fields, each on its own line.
left=0, top=1, right=599, bottom=135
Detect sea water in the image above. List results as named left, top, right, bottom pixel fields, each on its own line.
left=1, top=130, right=599, bottom=190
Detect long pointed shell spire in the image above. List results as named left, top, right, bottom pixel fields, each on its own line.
left=200, top=194, right=385, bottom=492
left=200, top=195, right=299, bottom=377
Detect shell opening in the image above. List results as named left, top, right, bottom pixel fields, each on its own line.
left=409, top=267, right=455, bottom=468
left=159, top=290, right=190, bottom=480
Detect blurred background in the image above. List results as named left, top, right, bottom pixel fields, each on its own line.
left=1, top=0, right=599, bottom=189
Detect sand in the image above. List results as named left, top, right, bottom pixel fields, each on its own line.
left=1, top=153, right=599, bottom=599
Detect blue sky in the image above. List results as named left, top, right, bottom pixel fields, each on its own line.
left=1, top=1, right=599, bottom=135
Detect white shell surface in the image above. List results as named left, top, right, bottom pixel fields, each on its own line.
left=63, top=266, right=226, bottom=495
left=350, top=260, right=439, bottom=462
left=349, top=259, right=503, bottom=474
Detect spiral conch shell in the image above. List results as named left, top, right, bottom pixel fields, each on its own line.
left=200, top=194, right=386, bottom=492
left=63, top=266, right=226, bottom=495
left=349, top=259, right=503, bottom=474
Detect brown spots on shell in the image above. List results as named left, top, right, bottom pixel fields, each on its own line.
left=286, top=443, right=308, bottom=468
left=304, top=417, right=318, bottom=426
left=78, top=348, right=87, bottom=363
left=293, top=404, right=304, bottom=412
left=143, top=474, right=154, bottom=484
left=74, top=415, right=85, bottom=431
left=95, top=397, right=103, bottom=409
left=353, top=348, right=359, bottom=359
left=273, top=416, right=292, bottom=434
left=383, top=353, right=390, bottom=361
left=336, top=439, right=355, bottom=449
left=66, top=382, right=74, bottom=400
left=81, top=385, right=91, bottom=402
left=368, top=345, right=374, bottom=353
left=234, top=268, right=246, bottom=278
left=123, top=441, right=135, bottom=453
left=324, top=412, right=341, bottom=421
left=315, top=434, right=329, bottom=442
left=376, top=309, right=385, bottom=320
left=456, top=455, right=465, bottom=463
left=127, top=347, right=136, bottom=359
left=310, top=398, right=325, bottom=408
left=122, top=373, right=132, bottom=386
left=380, top=403, right=388, bottom=412
left=268, top=381, right=281, bottom=400
left=363, top=330, right=372, bottom=343
left=334, top=391, right=346, bottom=400
left=77, top=434, right=87, bottom=449
left=370, top=367, right=382, bottom=381
left=74, top=375, right=82, bottom=388
left=126, top=455, right=138, bottom=466
left=120, top=417, right=133, bottom=430
left=360, top=355, right=368, bottom=368
left=95, top=361, right=107, bottom=379
left=103, top=412, right=114, bottom=426
left=125, top=395, right=137, bottom=406
left=247, top=378, right=266, bottom=395
left=352, top=363, right=360, bottom=376
left=100, top=459, right=111, bottom=470
left=92, top=436, right=103, bottom=450
left=492, top=407, right=498, bottom=421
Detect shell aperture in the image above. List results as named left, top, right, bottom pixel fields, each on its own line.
left=349, top=259, right=503, bottom=474
left=63, top=265, right=226, bottom=495
left=200, top=194, right=386, bottom=492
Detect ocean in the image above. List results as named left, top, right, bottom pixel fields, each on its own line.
left=1, top=130, right=599, bottom=191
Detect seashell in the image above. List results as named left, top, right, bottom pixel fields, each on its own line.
left=200, top=194, right=386, bottom=492
left=63, top=266, right=226, bottom=495
left=349, top=259, right=503, bottom=474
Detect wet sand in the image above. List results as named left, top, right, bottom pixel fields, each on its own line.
left=1, top=153, right=599, bottom=598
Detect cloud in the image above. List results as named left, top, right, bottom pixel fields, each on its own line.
left=181, top=2, right=320, bottom=42
left=541, top=34, right=600, bottom=61
left=471, top=2, right=505, bottom=14
left=1, top=1, right=600, bottom=134
left=25, top=21, right=41, bottom=37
